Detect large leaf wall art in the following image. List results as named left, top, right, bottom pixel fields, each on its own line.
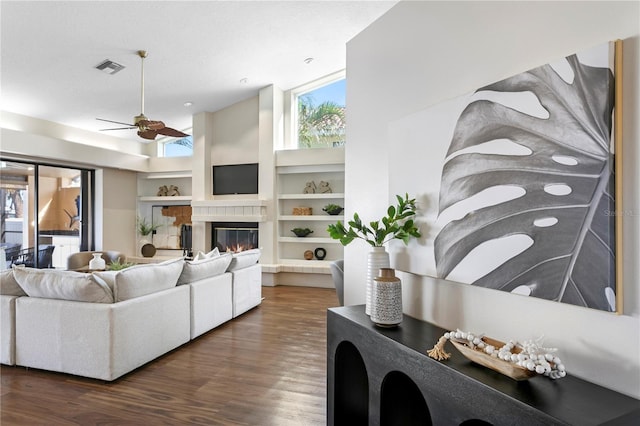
left=434, top=43, right=617, bottom=311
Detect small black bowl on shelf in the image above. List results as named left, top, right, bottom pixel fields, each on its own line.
left=323, top=204, right=344, bottom=216
left=291, top=228, right=314, bottom=237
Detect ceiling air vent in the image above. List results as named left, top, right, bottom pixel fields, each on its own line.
left=95, top=59, right=125, bottom=75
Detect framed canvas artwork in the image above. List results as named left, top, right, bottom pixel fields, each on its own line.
left=389, top=40, right=622, bottom=312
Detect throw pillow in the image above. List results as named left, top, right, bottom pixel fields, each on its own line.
left=0, top=268, right=27, bottom=296
left=227, top=248, right=261, bottom=272
left=95, top=257, right=184, bottom=302
left=12, top=267, right=113, bottom=303
left=178, top=252, right=232, bottom=285
left=193, top=247, right=220, bottom=261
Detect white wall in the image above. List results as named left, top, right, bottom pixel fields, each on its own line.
left=346, top=1, right=640, bottom=398
left=211, top=96, right=259, bottom=165
left=100, top=168, right=137, bottom=255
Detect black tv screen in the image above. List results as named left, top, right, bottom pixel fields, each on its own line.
left=213, top=163, right=259, bottom=195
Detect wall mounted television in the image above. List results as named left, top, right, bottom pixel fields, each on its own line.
left=212, top=163, right=259, bottom=195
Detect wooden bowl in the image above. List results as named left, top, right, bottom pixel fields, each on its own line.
left=450, top=336, right=536, bottom=381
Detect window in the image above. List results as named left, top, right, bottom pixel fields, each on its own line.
left=288, top=71, right=346, bottom=149
left=0, top=159, right=95, bottom=269
left=158, top=134, right=193, bottom=157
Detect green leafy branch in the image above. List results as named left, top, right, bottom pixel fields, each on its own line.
left=137, top=216, right=160, bottom=236
left=327, top=193, right=421, bottom=247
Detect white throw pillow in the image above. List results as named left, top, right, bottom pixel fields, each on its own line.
left=12, top=267, right=113, bottom=303
left=0, top=268, right=26, bottom=296
left=193, top=247, right=220, bottom=261
left=227, top=248, right=261, bottom=272
left=178, top=252, right=232, bottom=285
left=95, top=257, right=184, bottom=302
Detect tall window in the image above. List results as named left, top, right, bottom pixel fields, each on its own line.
left=158, top=134, right=193, bottom=157
left=292, top=73, right=346, bottom=149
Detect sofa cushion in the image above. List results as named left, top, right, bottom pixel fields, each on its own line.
left=227, top=248, right=261, bottom=272
left=0, top=268, right=26, bottom=296
left=193, top=247, right=220, bottom=261
left=95, top=257, right=184, bottom=302
left=12, top=267, right=113, bottom=303
left=178, top=253, right=232, bottom=285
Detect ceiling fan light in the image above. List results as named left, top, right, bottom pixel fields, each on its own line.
left=95, top=60, right=125, bottom=75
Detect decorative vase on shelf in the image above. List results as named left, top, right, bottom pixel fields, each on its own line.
left=370, top=268, right=403, bottom=327
left=366, top=246, right=390, bottom=315
left=89, top=253, right=106, bottom=270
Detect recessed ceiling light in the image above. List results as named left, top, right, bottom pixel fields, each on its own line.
left=304, top=57, right=314, bottom=64
left=95, top=59, right=125, bottom=75
left=183, top=101, right=193, bottom=107
left=239, top=78, right=248, bottom=84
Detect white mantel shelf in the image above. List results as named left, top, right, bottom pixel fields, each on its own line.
left=191, top=199, right=269, bottom=222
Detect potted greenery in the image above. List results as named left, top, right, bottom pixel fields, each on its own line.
left=327, top=193, right=420, bottom=247
left=107, top=258, right=136, bottom=271
left=137, top=216, right=161, bottom=257
left=327, top=193, right=421, bottom=315
left=323, top=203, right=344, bottom=215
left=137, top=216, right=159, bottom=237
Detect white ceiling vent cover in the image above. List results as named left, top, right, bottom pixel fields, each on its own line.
left=95, top=60, right=125, bottom=75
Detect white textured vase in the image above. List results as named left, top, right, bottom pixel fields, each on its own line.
left=371, top=268, right=403, bottom=327
left=89, top=253, right=106, bottom=270
left=366, top=246, right=390, bottom=315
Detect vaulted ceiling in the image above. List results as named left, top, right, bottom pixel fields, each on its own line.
left=1, top=1, right=396, bottom=142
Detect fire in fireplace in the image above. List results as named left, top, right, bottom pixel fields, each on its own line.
left=211, top=222, right=258, bottom=253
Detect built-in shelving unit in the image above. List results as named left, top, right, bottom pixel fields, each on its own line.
left=136, top=169, right=193, bottom=256
left=275, top=149, right=345, bottom=270
left=137, top=171, right=192, bottom=203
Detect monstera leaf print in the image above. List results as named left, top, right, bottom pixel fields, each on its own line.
left=434, top=53, right=615, bottom=311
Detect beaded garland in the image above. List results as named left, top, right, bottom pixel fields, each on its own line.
left=427, top=329, right=567, bottom=380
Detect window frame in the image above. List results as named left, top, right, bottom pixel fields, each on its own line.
left=283, top=70, right=345, bottom=150
left=157, top=130, right=194, bottom=158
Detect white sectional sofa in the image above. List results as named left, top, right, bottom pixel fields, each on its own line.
left=0, top=248, right=262, bottom=381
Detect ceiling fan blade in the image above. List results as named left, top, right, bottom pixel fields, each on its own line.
left=138, top=120, right=166, bottom=131
left=137, top=129, right=158, bottom=140
left=99, top=126, right=137, bottom=131
left=156, top=127, right=190, bottom=138
left=96, top=118, right=136, bottom=126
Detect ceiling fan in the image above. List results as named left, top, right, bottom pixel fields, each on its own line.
left=97, top=50, right=189, bottom=141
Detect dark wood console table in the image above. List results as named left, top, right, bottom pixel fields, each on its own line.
left=327, top=306, right=640, bottom=425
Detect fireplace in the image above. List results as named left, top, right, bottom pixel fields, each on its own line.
left=212, top=222, right=258, bottom=253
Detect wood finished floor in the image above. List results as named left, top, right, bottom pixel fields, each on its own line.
left=1, top=286, right=339, bottom=426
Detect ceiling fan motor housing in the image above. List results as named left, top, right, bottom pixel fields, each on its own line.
left=134, top=114, right=148, bottom=125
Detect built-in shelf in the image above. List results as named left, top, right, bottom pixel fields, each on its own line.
left=140, top=171, right=192, bottom=180
left=278, top=237, right=338, bottom=244
left=274, top=149, right=345, bottom=272
left=278, top=193, right=345, bottom=200
left=138, top=196, right=192, bottom=202
left=279, top=215, right=343, bottom=221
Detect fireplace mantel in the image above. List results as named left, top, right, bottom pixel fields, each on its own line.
left=191, top=199, right=268, bottom=222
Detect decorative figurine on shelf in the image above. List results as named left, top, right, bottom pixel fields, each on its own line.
left=157, top=185, right=169, bottom=196
left=168, top=185, right=180, bottom=196
left=303, top=181, right=316, bottom=194
left=318, top=181, right=332, bottom=193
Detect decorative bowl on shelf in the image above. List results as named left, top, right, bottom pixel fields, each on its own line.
left=322, top=204, right=344, bottom=215
left=450, top=336, right=537, bottom=381
left=291, top=228, right=314, bottom=237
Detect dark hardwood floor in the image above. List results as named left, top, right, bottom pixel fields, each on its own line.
left=1, top=286, right=339, bottom=425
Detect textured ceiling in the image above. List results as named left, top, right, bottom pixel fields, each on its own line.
left=1, top=1, right=396, bottom=142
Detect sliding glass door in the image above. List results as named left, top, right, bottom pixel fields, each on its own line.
left=1, top=159, right=94, bottom=269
